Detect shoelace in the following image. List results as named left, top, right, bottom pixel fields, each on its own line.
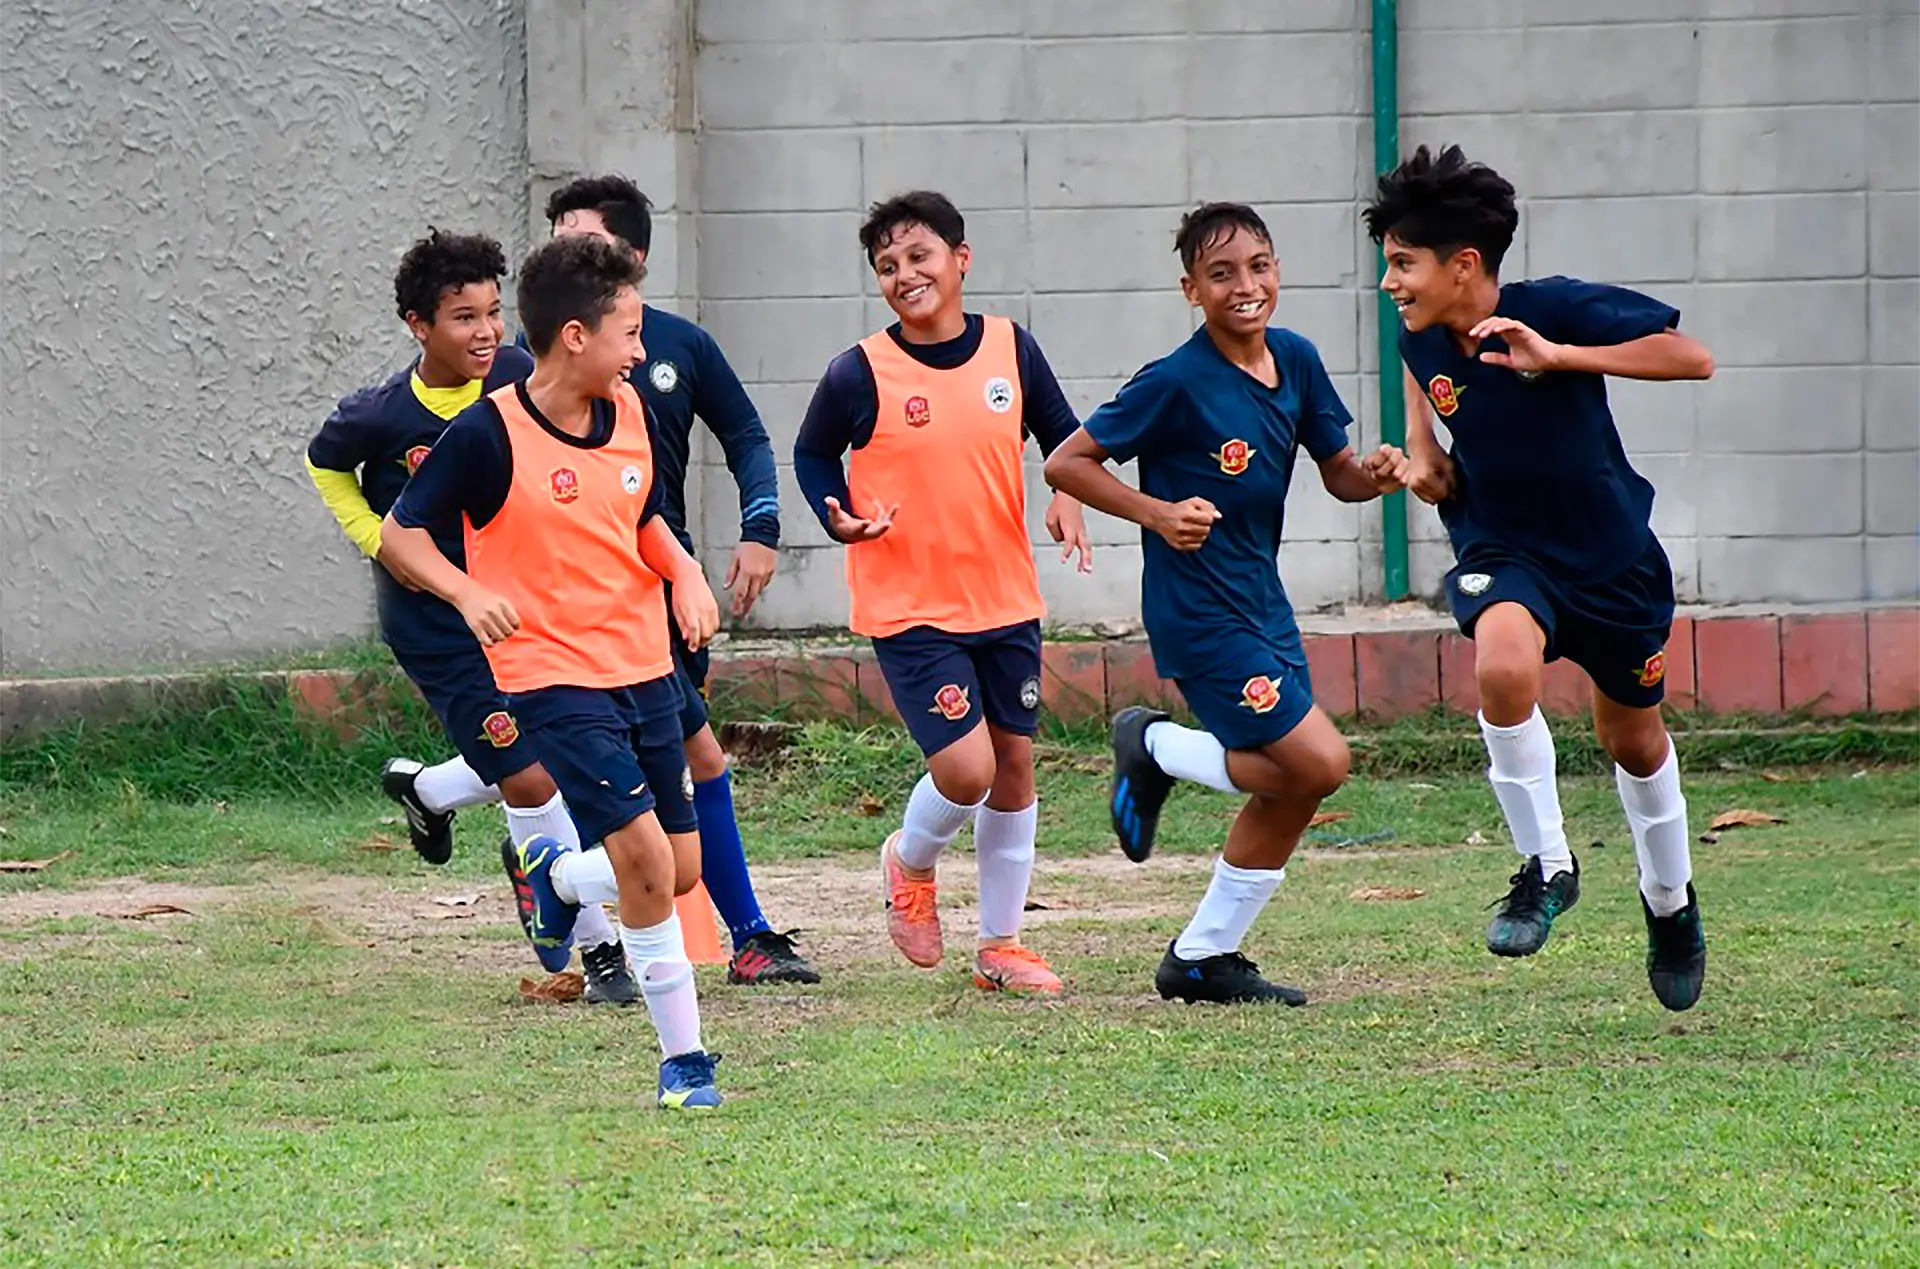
left=892, top=880, right=938, bottom=924
left=752, top=929, right=807, bottom=956
left=1488, top=867, right=1545, bottom=914
left=983, top=945, right=1050, bottom=968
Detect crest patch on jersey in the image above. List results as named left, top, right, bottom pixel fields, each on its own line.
left=1019, top=675, right=1041, bottom=711
left=550, top=467, right=580, bottom=503
left=1457, top=572, right=1493, bottom=597
left=1638, top=651, right=1667, bottom=688
left=648, top=361, right=679, bottom=393
left=481, top=711, right=520, bottom=749
left=905, top=395, right=932, bottom=428
left=1214, top=438, right=1256, bottom=476
left=621, top=465, right=644, bottom=495
left=983, top=376, right=1015, bottom=414
left=1427, top=374, right=1465, bottom=417
left=930, top=683, right=971, bottom=721
left=404, top=445, right=432, bottom=475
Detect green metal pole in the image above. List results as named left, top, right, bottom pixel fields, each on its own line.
left=1371, top=0, right=1409, bottom=601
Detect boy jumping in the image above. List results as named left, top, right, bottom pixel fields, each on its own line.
left=1364, top=144, right=1715, bottom=1011
left=794, top=191, right=1093, bottom=996
left=383, top=235, right=725, bottom=1107
left=1045, top=203, right=1404, bottom=1005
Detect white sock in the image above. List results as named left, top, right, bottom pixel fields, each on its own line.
left=975, top=801, right=1038, bottom=940
left=1616, top=741, right=1692, bottom=918
left=625, top=914, right=702, bottom=1057
left=550, top=847, right=619, bottom=907
left=413, top=756, right=498, bottom=813
left=1173, top=859, right=1285, bottom=960
left=1144, top=721, right=1240, bottom=794
left=1479, top=708, right=1573, bottom=879
left=896, top=773, right=983, bottom=871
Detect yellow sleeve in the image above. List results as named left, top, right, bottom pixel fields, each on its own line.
left=305, top=456, right=385, bottom=559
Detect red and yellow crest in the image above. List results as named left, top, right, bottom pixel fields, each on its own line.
left=1241, top=675, right=1281, bottom=714
left=549, top=467, right=580, bottom=503
left=930, top=683, right=971, bottom=721
left=1638, top=651, right=1667, bottom=688
left=404, top=444, right=432, bottom=475
left=1213, top=438, right=1256, bottom=476
left=481, top=710, right=520, bottom=748
left=905, top=395, right=932, bottom=428
left=1427, top=374, right=1465, bottom=417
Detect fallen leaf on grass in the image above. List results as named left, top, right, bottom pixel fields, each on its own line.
left=1350, top=885, right=1427, bottom=902
left=1464, top=831, right=1490, bottom=847
left=1759, top=771, right=1793, bottom=784
left=378, top=815, right=402, bottom=826
left=1409, top=782, right=1439, bottom=792
left=357, top=833, right=405, bottom=853
left=855, top=793, right=886, bottom=818
left=519, top=971, right=584, bottom=1003
left=0, top=852, right=73, bottom=873
left=1309, top=811, right=1353, bottom=827
left=115, top=903, right=192, bottom=920
left=431, top=892, right=484, bottom=907
left=419, top=908, right=476, bottom=921
left=1710, top=809, right=1785, bottom=830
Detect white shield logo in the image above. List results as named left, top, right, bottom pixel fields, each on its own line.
left=621, top=465, right=643, bottom=495
left=1457, top=572, right=1493, bottom=596
left=983, top=376, right=1015, bottom=414
left=1019, top=676, right=1041, bottom=711
left=648, top=361, right=679, bottom=393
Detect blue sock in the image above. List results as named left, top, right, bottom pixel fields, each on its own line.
left=693, top=771, right=771, bottom=949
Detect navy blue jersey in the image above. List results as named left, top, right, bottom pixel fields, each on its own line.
left=1084, top=327, right=1352, bottom=679
left=307, top=346, right=533, bottom=653
left=791, top=313, right=1079, bottom=532
left=1398, top=275, right=1679, bottom=583
left=390, top=382, right=661, bottom=535
left=516, top=304, right=778, bottom=551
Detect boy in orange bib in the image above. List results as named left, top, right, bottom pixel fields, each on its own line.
left=794, top=191, right=1093, bottom=996
left=381, top=236, right=725, bottom=1110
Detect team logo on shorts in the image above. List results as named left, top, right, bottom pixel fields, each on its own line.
left=1213, top=438, right=1256, bottom=476
left=648, top=360, right=679, bottom=393
left=1427, top=375, right=1465, bottom=417
left=404, top=444, right=432, bottom=475
left=930, top=683, right=971, bottom=721
left=550, top=467, right=580, bottom=503
left=1638, top=650, right=1667, bottom=688
left=480, top=710, right=520, bottom=748
left=905, top=395, right=932, bottom=427
left=621, top=464, right=644, bottom=495
left=1457, top=572, right=1493, bottom=597
left=1241, top=674, right=1282, bottom=714
left=1019, top=675, right=1041, bottom=711
left=681, top=768, right=695, bottom=802
left=983, top=376, right=1015, bottom=414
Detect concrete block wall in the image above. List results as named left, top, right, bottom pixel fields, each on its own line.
left=688, top=0, right=1920, bottom=633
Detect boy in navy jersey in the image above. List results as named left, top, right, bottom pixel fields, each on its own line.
left=1364, top=145, right=1716, bottom=1011
left=1046, top=203, right=1404, bottom=1006
left=305, top=229, right=637, bottom=1005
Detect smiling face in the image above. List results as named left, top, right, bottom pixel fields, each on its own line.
left=408, top=280, right=505, bottom=383
left=1380, top=233, right=1487, bottom=334
left=869, top=220, right=970, bottom=330
left=1181, top=223, right=1279, bottom=338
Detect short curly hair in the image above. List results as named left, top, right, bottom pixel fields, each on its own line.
left=1363, top=144, right=1519, bottom=274
left=858, top=190, right=965, bottom=264
left=1173, top=202, right=1272, bottom=274
left=516, top=234, right=646, bottom=356
left=392, top=228, right=507, bottom=323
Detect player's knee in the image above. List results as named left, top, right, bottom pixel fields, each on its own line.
left=498, top=765, right=558, bottom=806
left=1596, top=712, right=1669, bottom=777
left=1475, top=648, right=1541, bottom=716
left=604, top=823, right=675, bottom=897
left=1295, top=732, right=1351, bottom=800
left=683, top=727, right=728, bottom=782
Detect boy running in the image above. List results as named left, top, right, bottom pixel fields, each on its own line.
left=1363, top=145, right=1715, bottom=1011
left=794, top=191, right=1093, bottom=996
left=1044, top=203, right=1404, bottom=1006
left=304, top=229, right=636, bottom=1005
left=382, top=235, right=725, bottom=1108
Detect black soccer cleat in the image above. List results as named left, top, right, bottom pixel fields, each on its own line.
left=581, top=938, right=640, bottom=1006
left=381, top=757, right=455, bottom=865
left=1486, top=853, right=1581, bottom=958
left=1110, top=707, right=1175, bottom=863
left=727, top=929, right=823, bottom=985
left=1154, top=941, right=1307, bottom=1006
left=1642, top=884, right=1706, bottom=1012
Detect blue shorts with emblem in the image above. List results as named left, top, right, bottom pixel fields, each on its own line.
left=505, top=679, right=697, bottom=843
left=1447, top=535, right=1676, bottom=709
left=665, top=580, right=713, bottom=741
left=391, top=643, right=538, bottom=787
left=871, top=620, right=1043, bottom=758
left=1173, top=637, right=1317, bottom=752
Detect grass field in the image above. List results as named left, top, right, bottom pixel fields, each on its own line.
left=1, top=714, right=1916, bottom=1267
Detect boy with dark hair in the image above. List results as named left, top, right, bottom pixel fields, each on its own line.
left=1363, top=144, right=1716, bottom=1011
left=1045, top=203, right=1405, bottom=1005
left=382, top=235, right=726, bottom=1109
left=794, top=190, right=1094, bottom=996
left=305, top=228, right=637, bottom=1006
left=507, top=173, right=820, bottom=987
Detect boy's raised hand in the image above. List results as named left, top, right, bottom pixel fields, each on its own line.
left=824, top=496, right=897, bottom=543
left=1150, top=496, right=1222, bottom=553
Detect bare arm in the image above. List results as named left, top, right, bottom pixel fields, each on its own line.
left=1318, top=444, right=1407, bottom=503
left=377, top=515, right=519, bottom=644
left=1043, top=426, right=1220, bottom=552
left=1471, top=318, right=1715, bottom=381
left=639, top=516, right=721, bottom=651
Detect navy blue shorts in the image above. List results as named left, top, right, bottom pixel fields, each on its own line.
left=1447, top=535, right=1676, bottom=709
left=664, top=585, right=712, bottom=741
left=1173, top=639, right=1317, bottom=752
left=505, top=680, right=697, bottom=843
left=872, top=620, right=1043, bottom=758
left=391, top=643, right=537, bottom=787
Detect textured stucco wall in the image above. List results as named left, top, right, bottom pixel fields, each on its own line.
left=0, top=0, right=528, bottom=673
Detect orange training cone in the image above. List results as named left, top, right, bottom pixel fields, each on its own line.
left=675, top=880, right=728, bottom=965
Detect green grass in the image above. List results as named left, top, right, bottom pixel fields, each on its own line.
left=0, top=722, right=1916, bottom=1266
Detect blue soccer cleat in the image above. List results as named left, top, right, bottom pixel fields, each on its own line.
left=501, top=833, right=580, bottom=974
left=657, top=1050, right=724, bottom=1110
